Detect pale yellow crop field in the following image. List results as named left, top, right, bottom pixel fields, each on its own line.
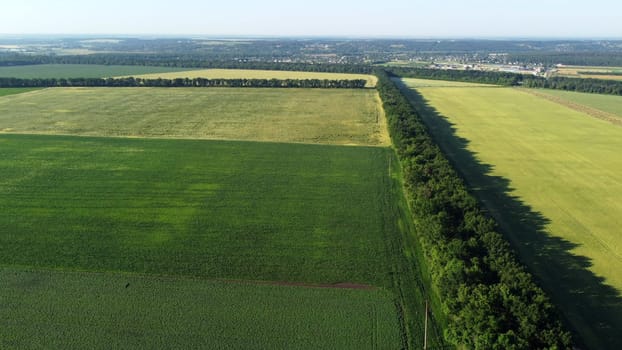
left=0, top=87, right=389, bottom=146
left=124, top=69, right=377, bottom=87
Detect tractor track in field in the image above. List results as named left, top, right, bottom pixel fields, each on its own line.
left=519, top=88, right=622, bottom=127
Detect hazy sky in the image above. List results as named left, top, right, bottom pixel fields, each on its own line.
left=0, top=0, right=620, bottom=38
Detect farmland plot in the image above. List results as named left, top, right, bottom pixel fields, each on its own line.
left=0, top=87, right=389, bottom=146
left=0, top=268, right=401, bottom=349
left=400, top=78, right=622, bottom=349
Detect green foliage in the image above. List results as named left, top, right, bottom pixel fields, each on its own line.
left=0, top=76, right=368, bottom=88
left=374, top=69, right=573, bottom=349
left=387, top=67, right=521, bottom=86
left=0, top=59, right=373, bottom=74
left=1, top=268, right=402, bottom=349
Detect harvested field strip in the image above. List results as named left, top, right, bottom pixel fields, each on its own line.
left=126, top=68, right=378, bottom=87
left=521, top=88, right=622, bottom=126
left=0, top=268, right=402, bottom=349
left=0, top=87, right=389, bottom=146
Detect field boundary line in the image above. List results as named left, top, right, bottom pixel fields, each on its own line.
left=518, top=88, right=622, bottom=127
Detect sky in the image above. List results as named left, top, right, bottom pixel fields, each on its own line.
left=0, top=0, right=620, bottom=39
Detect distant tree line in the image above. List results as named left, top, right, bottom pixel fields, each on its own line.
left=374, top=68, right=573, bottom=349
left=509, top=52, right=622, bottom=67
left=0, top=53, right=373, bottom=74
left=388, top=67, right=622, bottom=95
left=0, top=77, right=367, bottom=89
left=578, top=71, right=622, bottom=76
left=388, top=67, right=522, bottom=85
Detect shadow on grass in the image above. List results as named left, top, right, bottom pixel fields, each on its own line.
left=395, top=80, right=622, bottom=350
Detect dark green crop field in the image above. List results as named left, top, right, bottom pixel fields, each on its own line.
left=0, top=134, right=391, bottom=284
left=0, top=133, right=444, bottom=348
left=1, top=268, right=402, bottom=349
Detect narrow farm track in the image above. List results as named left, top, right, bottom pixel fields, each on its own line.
left=519, top=88, right=622, bottom=127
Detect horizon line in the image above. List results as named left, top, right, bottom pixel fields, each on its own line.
left=1, top=33, right=622, bottom=41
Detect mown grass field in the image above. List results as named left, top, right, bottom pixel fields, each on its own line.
left=400, top=78, right=622, bottom=349
left=0, top=64, right=187, bottom=78
left=125, top=68, right=378, bottom=87
left=0, top=87, right=389, bottom=146
left=1, top=268, right=402, bottom=349
left=532, top=88, right=622, bottom=118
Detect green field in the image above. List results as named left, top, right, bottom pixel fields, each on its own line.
left=0, top=87, right=389, bottom=146
left=0, top=133, right=443, bottom=348
left=1, top=268, right=401, bottom=349
left=127, top=68, right=378, bottom=87
left=0, top=135, right=393, bottom=283
left=0, top=88, right=40, bottom=97
left=532, top=88, right=622, bottom=118
left=399, top=78, right=622, bottom=349
left=0, top=64, right=187, bottom=79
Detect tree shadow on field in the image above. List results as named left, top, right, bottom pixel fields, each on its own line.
left=395, top=80, right=622, bottom=350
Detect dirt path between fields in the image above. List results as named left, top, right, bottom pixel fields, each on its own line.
left=518, top=88, right=622, bottom=127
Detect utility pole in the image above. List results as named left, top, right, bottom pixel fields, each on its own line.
left=424, top=300, right=429, bottom=350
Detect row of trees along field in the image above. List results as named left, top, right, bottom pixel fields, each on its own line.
left=0, top=54, right=373, bottom=74
left=374, top=68, right=573, bottom=349
left=388, top=67, right=622, bottom=95
left=0, top=77, right=367, bottom=89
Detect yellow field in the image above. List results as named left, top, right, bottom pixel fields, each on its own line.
left=0, top=87, right=389, bottom=146
left=124, top=69, right=378, bottom=87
